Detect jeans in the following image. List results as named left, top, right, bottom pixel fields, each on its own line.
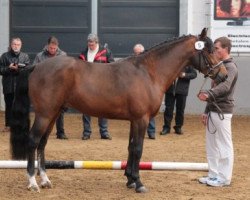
left=82, top=114, right=109, bottom=137
left=147, top=118, right=155, bottom=137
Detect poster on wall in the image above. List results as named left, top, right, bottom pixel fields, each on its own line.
left=210, top=0, right=250, bottom=53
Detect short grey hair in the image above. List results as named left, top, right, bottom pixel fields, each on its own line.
left=87, top=33, right=99, bottom=43
left=133, top=43, right=144, bottom=55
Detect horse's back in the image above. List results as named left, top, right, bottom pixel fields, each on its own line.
left=29, top=55, right=162, bottom=119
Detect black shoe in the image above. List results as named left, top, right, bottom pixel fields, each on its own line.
left=148, top=135, right=155, bottom=139
left=56, top=134, right=68, bottom=139
left=174, top=127, right=183, bottom=135
left=101, top=134, right=112, bottom=140
left=82, top=135, right=90, bottom=140
left=160, top=128, right=170, bottom=135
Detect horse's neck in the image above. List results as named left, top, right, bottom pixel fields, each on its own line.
left=146, top=40, right=195, bottom=92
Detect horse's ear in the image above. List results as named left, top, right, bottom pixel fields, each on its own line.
left=199, top=28, right=208, bottom=40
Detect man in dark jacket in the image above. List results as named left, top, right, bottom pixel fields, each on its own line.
left=160, top=66, right=197, bottom=135
left=33, top=36, right=68, bottom=139
left=79, top=33, right=114, bottom=140
left=0, top=37, right=30, bottom=132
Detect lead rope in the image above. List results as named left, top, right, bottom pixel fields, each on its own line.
left=206, top=91, right=225, bottom=134
left=199, top=78, right=224, bottom=134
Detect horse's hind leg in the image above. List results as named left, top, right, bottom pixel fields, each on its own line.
left=125, top=119, right=147, bottom=193
left=38, top=113, right=60, bottom=189
left=37, top=132, right=52, bottom=189
left=27, top=116, right=52, bottom=192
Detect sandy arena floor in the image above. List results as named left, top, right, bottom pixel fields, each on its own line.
left=0, top=112, right=249, bottom=200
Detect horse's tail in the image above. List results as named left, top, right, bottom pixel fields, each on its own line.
left=10, top=65, right=34, bottom=160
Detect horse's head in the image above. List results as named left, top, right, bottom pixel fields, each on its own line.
left=191, top=28, right=228, bottom=84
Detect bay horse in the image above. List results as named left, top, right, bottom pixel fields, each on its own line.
left=10, top=28, right=227, bottom=193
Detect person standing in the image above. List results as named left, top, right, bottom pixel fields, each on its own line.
left=0, top=37, right=30, bottom=132
left=33, top=36, right=68, bottom=139
left=79, top=33, right=114, bottom=140
left=198, top=37, right=238, bottom=187
left=133, top=43, right=155, bottom=139
left=160, top=66, right=197, bottom=135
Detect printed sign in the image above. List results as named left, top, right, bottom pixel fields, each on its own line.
left=210, top=0, right=250, bottom=53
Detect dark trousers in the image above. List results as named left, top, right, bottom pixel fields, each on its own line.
left=56, top=111, right=65, bottom=136
left=147, top=118, right=155, bottom=136
left=163, top=93, right=187, bottom=130
left=4, top=93, right=14, bottom=127
left=82, top=114, right=108, bottom=137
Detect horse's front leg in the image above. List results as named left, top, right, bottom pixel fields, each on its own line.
left=37, top=133, right=52, bottom=189
left=125, top=119, right=147, bottom=193
left=125, top=129, right=136, bottom=189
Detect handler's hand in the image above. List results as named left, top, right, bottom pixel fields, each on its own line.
left=198, top=91, right=209, bottom=101
left=201, top=114, right=207, bottom=126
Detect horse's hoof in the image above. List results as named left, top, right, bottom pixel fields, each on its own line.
left=41, top=180, right=52, bottom=189
left=136, top=186, right=148, bottom=193
left=27, top=184, right=40, bottom=193
left=126, top=182, right=136, bottom=189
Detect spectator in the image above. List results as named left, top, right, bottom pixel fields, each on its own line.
left=198, top=37, right=238, bottom=187
left=79, top=33, right=114, bottom=140
left=133, top=43, right=155, bottom=139
left=33, top=36, right=68, bottom=139
left=160, top=66, right=197, bottom=135
left=0, top=37, right=30, bottom=132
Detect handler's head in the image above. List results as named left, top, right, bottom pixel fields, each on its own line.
left=214, top=37, right=232, bottom=61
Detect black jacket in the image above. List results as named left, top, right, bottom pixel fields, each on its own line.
left=166, top=66, right=197, bottom=96
left=0, top=50, right=30, bottom=94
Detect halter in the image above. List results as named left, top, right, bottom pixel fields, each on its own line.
left=194, top=40, right=223, bottom=78
left=200, top=51, right=224, bottom=78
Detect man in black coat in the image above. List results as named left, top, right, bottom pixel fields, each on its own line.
left=0, top=37, right=30, bottom=132
left=160, top=66, right=197, bottom=135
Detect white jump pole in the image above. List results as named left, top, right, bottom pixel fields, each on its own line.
left=0, top=160, right=208, bottom=171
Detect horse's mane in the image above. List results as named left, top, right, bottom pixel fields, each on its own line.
left=121, top=34, right=214, bottom=62
left=124, top=33, right=213, bottom=62
left=134, top=34, right=196, bottom=60
left=124, top=34, right=196, bottom=62
left=144, top=34, right=194, bottom=53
